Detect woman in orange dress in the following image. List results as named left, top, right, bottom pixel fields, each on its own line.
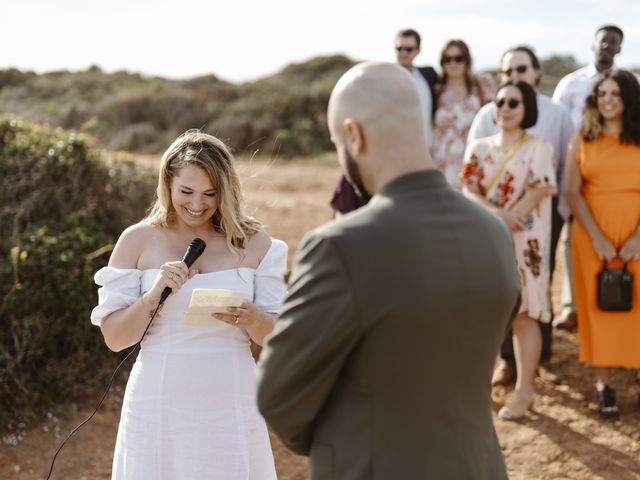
left=564, top=69, right=640, bottom=419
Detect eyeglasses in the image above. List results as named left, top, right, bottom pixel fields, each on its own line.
left=443, top=55, right=465, bottom=64
left=396, top=46, right=417, bottom=53
left=495, top=97, right=521, bottom=109
left=501, top=65, right=529, bottom=76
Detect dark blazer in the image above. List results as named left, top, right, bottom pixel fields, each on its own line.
left=257, top=169, right=520, bottom=480
left=417, top=65, right=439, bottom=120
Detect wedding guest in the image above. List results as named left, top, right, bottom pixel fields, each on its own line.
left=563, top=70, right=640, bottom=418
left=468, top=46, right=574, bottom=385
left=552, top=24, right=640, bottom=331
left=432, top=39, right=494, bottom=188
left=461, top=80, right=556, bottom=419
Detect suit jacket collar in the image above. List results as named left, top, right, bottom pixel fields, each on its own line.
left=375, top=168, right=448, bottom=200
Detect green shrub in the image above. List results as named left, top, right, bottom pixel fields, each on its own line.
left=0, top=56, right=356, bottom=157
left=0, top=117, right=155, bottom=428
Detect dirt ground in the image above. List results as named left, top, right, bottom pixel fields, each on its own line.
left=1, top=156, right=639, bottom=479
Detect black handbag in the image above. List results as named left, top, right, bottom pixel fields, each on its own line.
left=597, top=260, right=633, bottom=311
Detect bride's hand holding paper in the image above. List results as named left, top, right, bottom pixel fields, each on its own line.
left=181, top=289, right=244, bottom=328
left=215, top=299, right=265, bottom=329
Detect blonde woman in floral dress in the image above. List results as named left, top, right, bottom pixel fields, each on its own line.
left=461, top=80, right=556, bottom=420
left=432, top=39, right=494, bottom=188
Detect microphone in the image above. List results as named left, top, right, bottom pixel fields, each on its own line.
left=45, top=236, right=207, bottom=479
left=159, top=237, right=207, bottom=304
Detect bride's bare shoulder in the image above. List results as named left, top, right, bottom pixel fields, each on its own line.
left=108, top=222, right=165, bottom=269
left=246, top=229, right=273, bottom=263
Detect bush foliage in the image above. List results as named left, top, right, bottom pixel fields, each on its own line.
left=1, top=54, right=639, bottom=157
left=0, top=117, right=155, bottom=427
left=0, top=56, right=356, bottom=156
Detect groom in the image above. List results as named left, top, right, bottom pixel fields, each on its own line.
left=256, top=62, right=520, bottom=479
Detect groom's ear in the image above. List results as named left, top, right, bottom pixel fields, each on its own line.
left=343, top=118, right=366, bottom=155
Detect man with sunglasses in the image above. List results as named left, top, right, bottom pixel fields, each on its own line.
left=394, top=28, right=438, bottom=148
left=329, top=28, right=438, bottom=216
left=468, top=45, right=574, bottom=387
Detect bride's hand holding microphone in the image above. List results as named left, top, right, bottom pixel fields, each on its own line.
left=142, top=261, right=198, bottom=307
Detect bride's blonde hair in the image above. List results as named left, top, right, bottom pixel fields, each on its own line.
left=144, top=130, right=260, bottom=259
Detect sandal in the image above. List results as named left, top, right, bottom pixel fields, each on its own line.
left=498, top=391, right=534, bottom=420
left=597, top=385, right=620, bottom=420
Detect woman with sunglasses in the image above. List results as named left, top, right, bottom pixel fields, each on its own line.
left=432, top=39, right=494, bottom=188
left=564, top=70, right=640, bottom=419
left=461, top=80, right=556, bottom=420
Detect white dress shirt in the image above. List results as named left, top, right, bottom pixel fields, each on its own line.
left=467, top=93, right=574, bottom=219
left=412, top=67, right=433, bottom=148
left=553, top=63, right=640, bottom=131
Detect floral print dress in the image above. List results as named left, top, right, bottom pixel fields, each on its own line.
left=432, top=84, right=493, bottom=189
left=460, top=135, right=556, bottom=322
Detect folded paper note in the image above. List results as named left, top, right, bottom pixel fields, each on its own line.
left=181, top=289, right=244, bottom=327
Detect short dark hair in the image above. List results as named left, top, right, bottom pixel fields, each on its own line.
left=502, top=45, right=541, bottom=71
left=596, top=25, right=624, bottom=41
left=501, top=45, right=541, bottom=86
left=496, top=80, right=538, bottom=129
left=396, top=29, right=421, bottom=49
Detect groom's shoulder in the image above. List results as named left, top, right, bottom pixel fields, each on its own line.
left=299, top=205, right=393, bottom=264
left=313, top=203, right=385, bottom=241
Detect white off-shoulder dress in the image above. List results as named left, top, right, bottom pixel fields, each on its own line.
left=91, top=240, right=288, bottom=480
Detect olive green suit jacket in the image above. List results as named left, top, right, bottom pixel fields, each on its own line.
left=257, top=170, right=520, bottom=480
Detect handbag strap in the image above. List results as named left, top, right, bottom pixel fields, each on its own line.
left=485, top=133, right=531, bottom=193
left=602, top=259, right=629, bottom=272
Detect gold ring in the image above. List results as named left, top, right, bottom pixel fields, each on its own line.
left=234, top=315, right=240, bottom=324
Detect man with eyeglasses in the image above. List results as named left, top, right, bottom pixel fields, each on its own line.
left=468, top=45, right=574, bottom=387
left=329, top=28, right=438, bottom=216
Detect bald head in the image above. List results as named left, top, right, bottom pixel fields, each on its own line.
left=328, top=62, right=425, bottom=144
left=327, top=62, right=434, bottom=195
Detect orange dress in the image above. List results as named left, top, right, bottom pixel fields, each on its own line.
left=572, top=132, right=640, bottom=367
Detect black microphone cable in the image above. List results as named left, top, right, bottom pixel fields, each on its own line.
left=45, top=300, right=162, bottom=480
left=45, top=237, right=206, bottom=479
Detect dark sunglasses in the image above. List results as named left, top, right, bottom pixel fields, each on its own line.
left=501, top=65, right=528, bottom=76
left=396, top=46, right=417, bottom=53
left=443, top=55, right=465, bottom=64
left=495, top=97, right=521, bottom=109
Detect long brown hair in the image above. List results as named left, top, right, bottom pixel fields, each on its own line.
left=439, top=39, right=485, bottom=103
left=583, top=70, right=640, bottom=145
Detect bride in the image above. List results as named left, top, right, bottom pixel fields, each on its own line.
left=91, top=130, right=287, bottom=479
